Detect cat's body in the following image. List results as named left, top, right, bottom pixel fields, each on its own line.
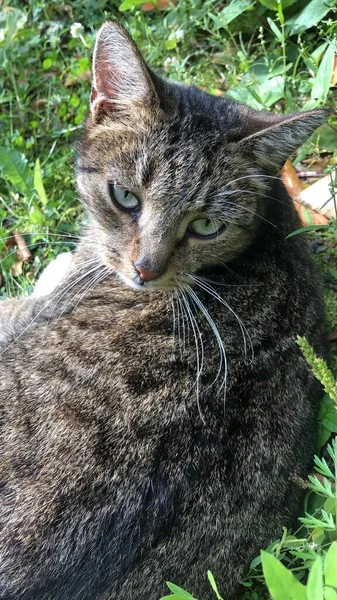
left=0, top=22, right=327, bottom=600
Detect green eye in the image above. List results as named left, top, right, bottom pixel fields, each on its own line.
left=188, top=218, right=223, bottom=238
left=109, top=182, right=140, bottom=211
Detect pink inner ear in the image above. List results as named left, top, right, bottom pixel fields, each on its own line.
left=94, top=46, right=120, bottom=100
left=90, top=88, right=97, bottom=103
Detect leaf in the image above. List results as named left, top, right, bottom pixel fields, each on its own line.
left=34, top=158, right=48, bottom=206
left=0, top=6, right=27, bottom=49
left=285, top=224, right=331, bottom=238
left=281, top=160, right=304, bottom=201
left=207, top=572, right=223, bottom=600
left=322, top=418, right=337, bottom=433
left=311, top=527, right=326, bottom=545
left=325, top=542, right=337, bottom=588
left=0, top=147, right=34, bottom=195
left=311, top=44, right=335, bottom=103
left=166, top=583, right=198, bottom=600
left=267, top=17, right=283, bottom=42
left=261, top=551, right=307, bottom=600
left=286, top=0, right=335, bottom=35
left=312, top=124, right=337, bottom=153
left=119, top=0, right=144, bottom=11
left=306, top=556, right=324, bottom=600
left=258, top=0, right=298, bottom=9
left=217, top=0, right=253, bottom=26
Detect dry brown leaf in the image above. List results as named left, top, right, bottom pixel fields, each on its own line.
left=299, top=172, right=337, bottom=219
left=328, top=331, right=337, bottom=342
left=281, top=159, right=304, bottom=202
left=11, top=261, right=23, bottom=277
left=32, top=98, right=48, bottom=110
left=65, top=71, right=91, bottom=87
left=293, top=201, right=329, bottom=226
left=331, top=56, right=337, bottom=86
left=6, top=233, right=31, bottom=278
left=141, top=0, right=171, bottom=10
left=14, top=232, right=31, bottom=262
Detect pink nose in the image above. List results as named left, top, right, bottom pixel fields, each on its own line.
left=134, top=265, right=161, bottom=282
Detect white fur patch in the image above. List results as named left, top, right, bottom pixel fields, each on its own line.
left=33, top=252, right=73, bottom=298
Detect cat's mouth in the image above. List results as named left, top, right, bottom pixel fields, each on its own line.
left=117, top=270, right=179, bottom=292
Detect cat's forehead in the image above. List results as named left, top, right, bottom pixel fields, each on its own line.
left=81, top=108, right=239, bottom=200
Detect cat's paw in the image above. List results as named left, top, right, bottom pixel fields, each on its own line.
left=33, top=252, right=73, bottom=298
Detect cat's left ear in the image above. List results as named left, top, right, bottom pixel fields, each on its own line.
left=90, top=21, right=159, bottom=122
left=232, top=108, right=329, bottom=173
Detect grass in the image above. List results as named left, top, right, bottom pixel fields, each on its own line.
left=1, top=0, right=337, bottom=598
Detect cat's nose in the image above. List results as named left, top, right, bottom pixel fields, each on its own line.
left=134, top=262, right=162, bottom=282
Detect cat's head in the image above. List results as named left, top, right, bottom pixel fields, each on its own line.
left=77, top=21, right=327, bottom=291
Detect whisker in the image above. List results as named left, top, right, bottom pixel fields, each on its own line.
left=224, top=186, right=292, bottom=208
left=0, top=261, right=103, bottom=357
left=179, top=285, right=205, bottom=425
left=216, top=201, right=276, bottom=227
left=40, top=262, right=105, bottom=330
left=224, top=173, right=283, bottom=188
left=186, top=284, right=228, bottom=410
left=0, top=241, right=76, bottom=268
left=50, top=267, right=110, bottom=331
left=176, top=289, right=190, bottom=353
left=0, top=232, right=78, bottom=243
left=186, top=274, right=260, bottom=288
left=5, top=257, right=97, bottom=329
left=169, top=292, right=177, bottom=356
left=186, top=273, right=254, bottom=365
left=176, top=291, right=187, bottom=355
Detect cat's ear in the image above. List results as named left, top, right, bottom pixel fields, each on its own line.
left=232, top=108, right=329, bottom=172
left=90, top=21, right=158, bottom=121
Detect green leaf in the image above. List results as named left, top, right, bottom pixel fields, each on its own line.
left=217, top=0, right=253, bottom=26
left=322, top=418, right=337, bottom=434
left=34, top=158, right=48, bottom=206
left=29, top=204, right=45, bottom=225
left=42, top=57, right=53, bottom=70
left=119, top=0, right=145, bottom=11
left=312, top=124, right=337, bottom=153
left=286, top=0, right=335, bottom=35
left=258, top=0, right=298, bottom=9
left=325, top=542, right=337, bottom=588
left=166, top=583, right=198, bottom=600
left=306, top=556, right=324, bottom=600
left=286, top=224, right=331, bottom=238
left=267, top=17, right=283, bottom=42
left=261, top=551, right=307, bottom=600
left=0, top=147, right=34, bottom=195
left=207, top=571, right=223, bottom=600
left=311, top=44, right=335, bottom=103
left=0, top=6, right=27, bottom=49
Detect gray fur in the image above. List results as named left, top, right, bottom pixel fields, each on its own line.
left=0, top=21, right=327, bottom=600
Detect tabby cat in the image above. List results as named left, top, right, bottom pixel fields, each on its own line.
left=0, top=21, right=328, bottom=600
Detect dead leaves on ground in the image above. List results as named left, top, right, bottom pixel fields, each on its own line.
left=2, top=232, right=31, bottom=278
left=281, top=160, right=337, bottom=226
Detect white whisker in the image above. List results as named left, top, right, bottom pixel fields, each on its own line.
left=0, top=261, right=103, bottom=357
left=186, top=273, right=254, bottom=365
left=186, top=284, right=228, bottom=410
left=179, top=286, right=205, bottom=424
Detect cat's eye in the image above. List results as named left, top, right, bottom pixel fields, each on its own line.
left=109, top=182, right=140, bottom=212
left=188, top=218, right=224, bottom=238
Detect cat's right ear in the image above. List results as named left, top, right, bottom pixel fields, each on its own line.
left=90, top=21, right=158, bottom=123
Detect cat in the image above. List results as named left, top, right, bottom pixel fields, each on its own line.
left=0, top=20, right=328, bottom=600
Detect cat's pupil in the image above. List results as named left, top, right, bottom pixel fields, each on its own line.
left=189, top=218, right=223, bottom=238
left=109, top=183, right=140, bottom=212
